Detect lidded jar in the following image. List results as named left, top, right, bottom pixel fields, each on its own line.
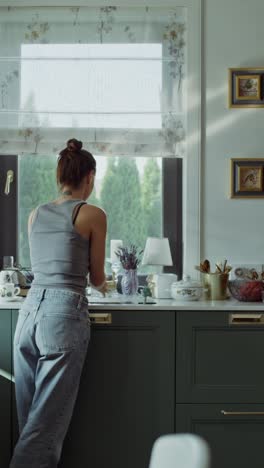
left=171, top=274, right=204, bottom=301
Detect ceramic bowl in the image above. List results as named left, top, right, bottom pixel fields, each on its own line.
left=171, top=275, right=204, bottom=301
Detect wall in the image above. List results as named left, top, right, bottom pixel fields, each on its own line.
left=202, top=0, right=264, bottom=265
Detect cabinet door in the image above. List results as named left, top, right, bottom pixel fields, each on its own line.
left=0, top=309, right=12, bottom=468
left=59, top=310, right=175, bottom=468
left=176, top=311, right=264, bottom=403
left=176, top=403, right=264, bottom=468
left=11, top=310, right=19, bottom=450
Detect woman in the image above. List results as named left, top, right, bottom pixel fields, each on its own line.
left=10, top=138, right=107, bottom=468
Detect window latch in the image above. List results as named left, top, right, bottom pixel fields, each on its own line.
left=4, top=170, right=14, bottom=195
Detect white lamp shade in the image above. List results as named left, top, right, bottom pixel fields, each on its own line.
left=142, top=237, right=173, bottom=266
left=110, top=239, right=123, bottom=263
left=149, top=434, right=210, bottom=468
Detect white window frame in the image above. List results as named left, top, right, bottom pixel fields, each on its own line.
left=1, top=0, right=202, bottom=277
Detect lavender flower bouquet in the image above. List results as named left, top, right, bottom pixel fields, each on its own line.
left=114, top=245, right=143, bottom=296
left=115, top=244, right=143, bottom=270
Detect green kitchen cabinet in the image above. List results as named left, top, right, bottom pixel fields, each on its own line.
left=176, top=311, right=264, bottom=403
left=10, top=307, right=264, bottom=468
left=175, top=310, right=264, bottom=468
left=176, top=403, right=264, bottom=468
left=59, top=310, right=175, bottom=468
left=0, top=309, right=12, bottom=468
left=11, top=311, right=19, bottom=451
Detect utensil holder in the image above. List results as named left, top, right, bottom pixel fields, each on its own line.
left=203, top=273, right=229, bottom=300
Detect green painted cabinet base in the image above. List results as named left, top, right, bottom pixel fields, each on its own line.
left=176, top=311, right=264, bottom=468
left=176, top=403, right=264, bottom=468
left=0, top=310, right=12, bottom=468
left=59, top=311, right=175, bottom=468
left=8, top=308, right=264, bottom=468
left=11, top=311, right=19, bottom=453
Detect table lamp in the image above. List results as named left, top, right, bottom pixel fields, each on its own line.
left=142, top=237, right=177, bottom=299
left=110, top=239, right=123, bottom=284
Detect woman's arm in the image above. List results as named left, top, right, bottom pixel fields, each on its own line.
left=28, top=208, right=38, bottom=237
left=88, top=207, right=107, bottom=292
left=71, top=203, right=108, bottom=295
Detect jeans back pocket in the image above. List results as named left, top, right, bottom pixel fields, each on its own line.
left=40, top=314, right=90, bottom=353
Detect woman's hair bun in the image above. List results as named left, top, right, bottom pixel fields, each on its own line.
left=66, top=138, right=83, bottom=153
left=57, top=138, right=96, bottom=189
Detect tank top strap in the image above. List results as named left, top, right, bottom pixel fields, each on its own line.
left=58, top=199, right=86, bottom=225
left=72, top=201, right=87, bottom=225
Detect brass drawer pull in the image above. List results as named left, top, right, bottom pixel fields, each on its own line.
left=230, top=314, right=262, bottom=324
left=89, top=313, right=112, bottom=324
left=221, top=410, right=264, bottom=416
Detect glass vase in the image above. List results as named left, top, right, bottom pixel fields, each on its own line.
left=121, top=269, right=139, bottom=296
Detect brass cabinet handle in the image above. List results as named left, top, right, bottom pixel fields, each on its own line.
left=4, top=169, right=14, bottom=195
left=0, top=368, right=15, bottom=383
left=230, top=314, right=262, bottom=324
left=89, top=313, right=112, bottom=324
left=221, top=410, right=264, bottom=416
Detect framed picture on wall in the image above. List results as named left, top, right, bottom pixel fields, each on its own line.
left=230, top=158, right=264, bottom=198
left=229, top=68, right=264, bottom=107
left=235, top=75, right=261, bottom=101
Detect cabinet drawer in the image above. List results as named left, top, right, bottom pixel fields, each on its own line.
left=176, top=403, right=264, bottom=468
left=176, top=311, right=264, bottom=403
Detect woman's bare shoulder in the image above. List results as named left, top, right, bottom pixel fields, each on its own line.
left=74, top=204, right=106, bottom=239
left=84, top=203, right=106, bottom=215
left=81, top=204, right=107, bottom=223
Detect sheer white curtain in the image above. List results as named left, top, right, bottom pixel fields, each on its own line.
left=0, top=6, right=187, bottom=156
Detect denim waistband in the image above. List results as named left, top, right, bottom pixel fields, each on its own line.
left=27, top=287, right=87, bottom=307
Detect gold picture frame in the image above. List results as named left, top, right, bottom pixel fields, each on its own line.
left=229, top=68, right=264, bottom=107
left=230, top=158, right=264, bottom=198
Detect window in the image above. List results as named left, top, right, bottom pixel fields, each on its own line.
left=0, top=4, right=191, bottom=277
left=1, top=6, right=186, bottom=158
left=20, top=43, right=163, bottom=129
left=1, top=154, right=181, bottom=277
left=18, top=154, right=163, bottom=275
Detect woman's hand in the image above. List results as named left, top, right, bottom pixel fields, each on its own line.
left=99, top=281, right=108, bottom=297
left=90, top=279, right=108, bottom=297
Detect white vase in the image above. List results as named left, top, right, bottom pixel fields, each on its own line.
left=121, top=269, right=138, bottom=296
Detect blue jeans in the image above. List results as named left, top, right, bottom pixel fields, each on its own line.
left=10, top=288, right=90, bottom=468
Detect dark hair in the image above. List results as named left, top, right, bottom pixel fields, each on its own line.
left=57, top=138, right=96, bottom=189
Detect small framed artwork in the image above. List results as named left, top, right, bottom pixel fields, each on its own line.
left=235, top=75, right=261, bottom=101
left=229, top=68, right=264, bottom=107
left=230, top=158, right=264, bottom=198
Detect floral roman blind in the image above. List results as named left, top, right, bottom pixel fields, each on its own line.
left=0, top=6, right=187, bottom=157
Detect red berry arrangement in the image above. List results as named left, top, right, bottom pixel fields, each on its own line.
left=228, top=280, right=264, bottom=302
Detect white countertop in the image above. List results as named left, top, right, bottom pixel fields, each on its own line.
left=2, top=296, right=264, bottom=311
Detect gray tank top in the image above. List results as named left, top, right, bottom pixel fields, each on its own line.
left=29, top=199, right=90, bottom=295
